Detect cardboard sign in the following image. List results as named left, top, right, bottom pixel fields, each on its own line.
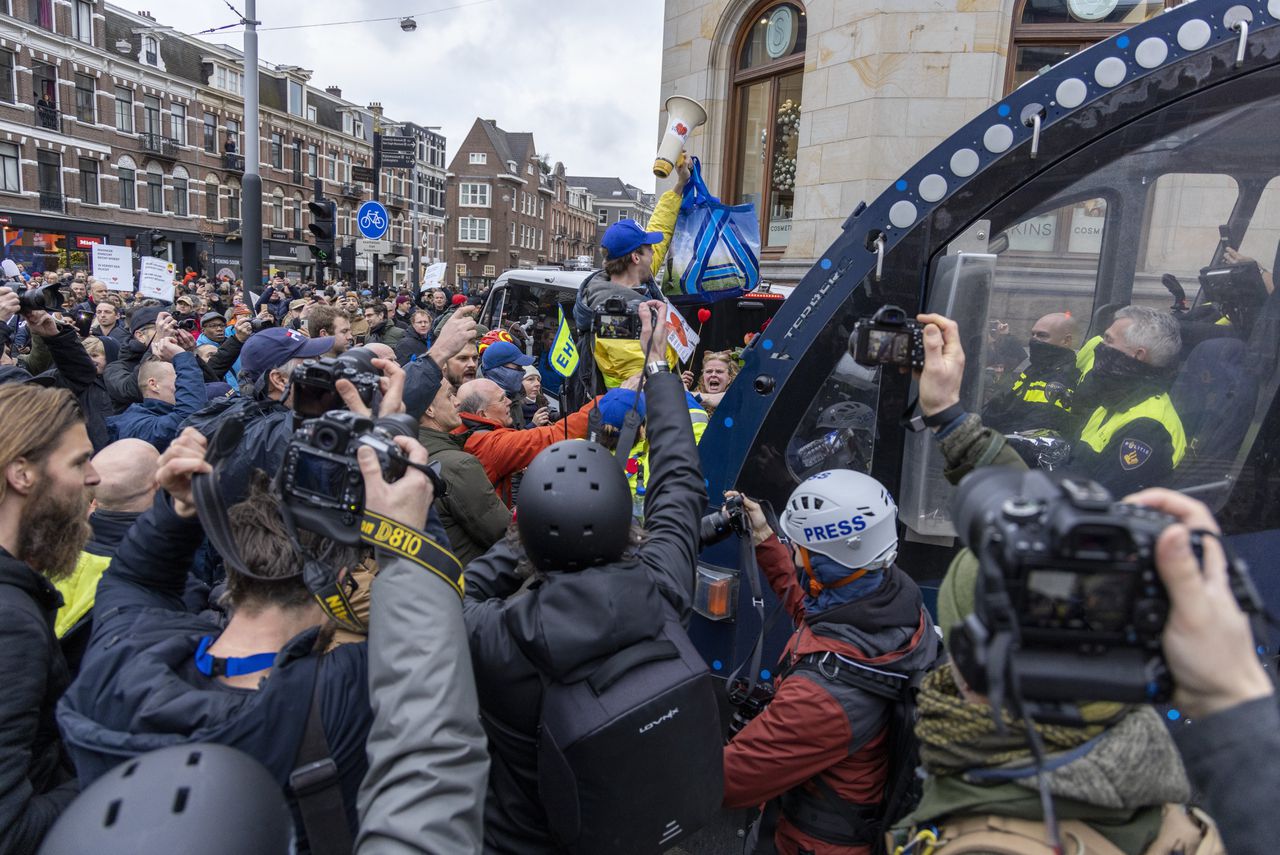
left=92, top=243, right=134, bottom=292
left=664, top=301, right=700, bottom=364
left=421, top=262, right=446, bottom=289
left=137, top=256, right=176, bottom=302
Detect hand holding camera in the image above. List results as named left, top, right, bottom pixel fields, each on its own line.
left=151, top=335, right=184, bottom=362
left=0, top=286, right=18, bottom=323
left=850, top=305, right=926, bottom=371
left=155, top=428, right=213, bottom=518
left=638, top=299, right=668, bottom=364
left=914, top=312, right=966, bottom=419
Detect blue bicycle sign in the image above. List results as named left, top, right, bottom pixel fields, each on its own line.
left=357, top=201, right=389, bottom=240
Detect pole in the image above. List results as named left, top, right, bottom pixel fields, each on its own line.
left=411, top=162, right=420, bottom=301
left=313, top=177, right=324, bottom=288
left=241, top=0, right=262, bottom=305
left=372, top=128, right=381, bottom=296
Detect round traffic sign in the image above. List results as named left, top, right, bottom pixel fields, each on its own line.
left=357, top=201, right=389, bottom=240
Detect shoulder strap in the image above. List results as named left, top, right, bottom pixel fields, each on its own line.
left=586, top=639, right=679, bottom=694
left=936, top=814, right=1128, bottom=855
left=289, top=658, right=353, bottom=855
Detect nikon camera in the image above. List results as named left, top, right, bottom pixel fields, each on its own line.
left=290, top=346, right=381, bottom=418
left=949, top=467, right=1264, bottom=706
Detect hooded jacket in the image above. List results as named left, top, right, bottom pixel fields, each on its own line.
left=419, top=425, right=512, bottom=567
left=106, top=352, right=208, bottom=451
left=394, top=326, right=431, bottom=365
left=723, top=537, right=940, bottom=855
left=461, top=369, right=706, bottom=853
left=56, top=494, right=384, bottom=848
left=0, top=548, right=78, bottom=854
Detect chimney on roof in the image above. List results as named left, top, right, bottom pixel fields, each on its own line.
left=485, top=119, right=497, bottom=125
left=138, top=10, right=154, bottom=19
left=325, top=86, right=342, bottom=98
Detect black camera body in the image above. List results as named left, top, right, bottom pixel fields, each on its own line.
left=726, top=675, right=776, bottom=738
left=594, top=295, right=641, bottom=340
left=291, top=347, right=380, bottom=418
left=277, top=410, right=421, bottom=544
left=849, top=305, right=925, bottom=370
left=700, top=494, right=748, bottom=547
left=17, top=282, right=62, bottom=314
left=177, top=317, right=199, bottom=332
left=249, top=315, right=275, bottom=332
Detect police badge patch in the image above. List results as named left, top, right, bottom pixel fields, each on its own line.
left=1120, top=438, right=1152, bottom=470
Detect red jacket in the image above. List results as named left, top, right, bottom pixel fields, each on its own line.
left=452, top=399, right=596, bottom=506
left=722, top=535, right=937, bottom=855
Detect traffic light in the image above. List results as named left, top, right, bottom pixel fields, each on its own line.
left=150, top=230, right=166, bottom=257
left=307, top=198, right=336, bottom=265
left=339, top=244, right=356, bottom=278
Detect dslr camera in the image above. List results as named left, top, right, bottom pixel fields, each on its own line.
left=849, top=305, right=925, bottom=371
left=290, top=346, right=381, bottom=418
left=950, top=467, right=1264, bottom=706
left=16, top=282, right=63, bottom=314
left=700, top=494, right=748, bottom=547
left=276, top=410, right=444, bottom=544
left=249, top=314, right=275, bottom=332
left=594, top=295, right=641, bottom=340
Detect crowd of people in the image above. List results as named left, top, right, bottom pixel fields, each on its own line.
left=0, top=199, right=1276, bottom=855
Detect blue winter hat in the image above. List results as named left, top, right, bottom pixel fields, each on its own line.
left=598, top=388, right=645, bottom=429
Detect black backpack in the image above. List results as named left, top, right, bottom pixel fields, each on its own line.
left=528, top=614, right=724, bottom=855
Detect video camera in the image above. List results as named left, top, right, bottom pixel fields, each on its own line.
left=950, top=467, right=1265, bottom=708
left=850, top=305, right=925, bottom=371
left=290, top=346, right=381, bottom=418
left=594, top=295, right=641, bottom=340
left=276, top=410, right=445, bottom=546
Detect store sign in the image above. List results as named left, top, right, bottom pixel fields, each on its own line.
left=76, top=236, right=104, bottom=249
left=1067, top=205, right=1106, bottom=254
left=1007, top=214, right=1057, bottom=253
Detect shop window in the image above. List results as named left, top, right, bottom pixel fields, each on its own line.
left=1006, top=0, right=1178, bottom=92
left=726, top=1, right=805, bottom=253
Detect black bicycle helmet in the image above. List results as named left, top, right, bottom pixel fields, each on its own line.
left=39, top=743, right=293, bottom=855
left=517, top=440, right=633, bottom=573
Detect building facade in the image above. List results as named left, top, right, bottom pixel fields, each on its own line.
left=564, top=175, right=657, bottom=266
left=0, top=1, right=443, bottom=287
left=547, top=163, right=598, bottom=267
left=659, top=0, right=1185, bottom=284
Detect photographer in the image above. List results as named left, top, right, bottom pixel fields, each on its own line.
left=103, top=305, right=169, bottom=411
left=461, top=300, right=706, bottom=853
left=720, top=482, right=939, bottom=855
left=890, top=314, right=1225, bottom=853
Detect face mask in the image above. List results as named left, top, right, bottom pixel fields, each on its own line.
left=1027, top=338, right=1071, bottom=368
left=1076, top=343, right=1154, bottom=408
left=485, top=364, right=525, bottom=398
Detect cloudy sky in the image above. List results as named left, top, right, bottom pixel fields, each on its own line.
left=159, top=0, right=666, bottom=191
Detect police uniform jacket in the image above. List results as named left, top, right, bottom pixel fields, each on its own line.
left=1068, top=379, right=1186, bottom=496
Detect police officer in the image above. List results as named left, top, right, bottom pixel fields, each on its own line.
left=982, top=312, right=1079, bottom=435
left=722, top=474, right=939, bottom=855
left=1068, top=305, right=1185, bottom=495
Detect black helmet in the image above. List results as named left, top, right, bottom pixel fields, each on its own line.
left=39, top=743, right=293, bottom=855
left=517, top=440, right=632, bottom=573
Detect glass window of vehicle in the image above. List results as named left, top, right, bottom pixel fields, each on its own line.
left=74, top=73, right=95, bottom=123
left=79, top=158, right=98, bottom=205
left=0, top=143, right=20, bottom=193
left=727, top=1, right=805, bottom=254
left=114, top=87, right=133, bottom=133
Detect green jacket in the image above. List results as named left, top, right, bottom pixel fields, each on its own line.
left=419, top=426, right=511, bottom=568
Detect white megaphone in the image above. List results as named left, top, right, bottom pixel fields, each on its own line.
left=653, top=95, right=707, bottom=179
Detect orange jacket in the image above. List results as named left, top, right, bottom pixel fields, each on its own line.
left=453, top=399, right=596, bottom=506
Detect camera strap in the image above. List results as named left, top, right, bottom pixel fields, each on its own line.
left=359, top=510, right=464, bottom=600
left=726, top=513, right=768, bottom=702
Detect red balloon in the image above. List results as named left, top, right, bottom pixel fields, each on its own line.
left=697, top=308, right=712, bottom=324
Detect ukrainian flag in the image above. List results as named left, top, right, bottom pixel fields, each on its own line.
left=550, top=306, right=579, bottom=378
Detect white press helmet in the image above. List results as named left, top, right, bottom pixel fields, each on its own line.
left=780, top=469, right=899, bottom=570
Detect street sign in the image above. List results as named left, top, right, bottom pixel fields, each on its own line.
left=352, top=165, right=376, bottom=184
left=356, top=238, right=391, bottom=254
left=379, top=135, right=416, bottom=169
left=357, top=200, right=389, bottom=240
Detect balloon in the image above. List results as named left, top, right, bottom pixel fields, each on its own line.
left=452, top=294, right=467, bottom=305
left=697, top=308, right=712, bottom=324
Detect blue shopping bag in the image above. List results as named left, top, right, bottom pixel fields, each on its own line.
left=663, top=158, right=760, bottom=304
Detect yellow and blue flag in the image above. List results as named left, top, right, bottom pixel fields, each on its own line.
left=550, top=306, right=579, bottom=378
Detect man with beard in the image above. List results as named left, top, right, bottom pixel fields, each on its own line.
left=981, top=312, right=1080, bottom=436
left=1066, top=305, right=1185, bottom=495
left=443, top=338, right=480, bottom=388
left=0, top=385, right=99, bottom=852
left=364, top=302, right=405, bottom=349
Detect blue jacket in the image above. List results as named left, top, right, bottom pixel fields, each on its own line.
left=106, top=352, right=208, bottom=451
left=197, top=331, right=240, bottom=391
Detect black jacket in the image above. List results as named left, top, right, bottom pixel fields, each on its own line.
left=394, top=327, right=431, bottom=365
left=103, top=339, right=146, bottom=412
left=198, top=332, right=246, bottom=384
left=35, top=327, right=114, bottom=451
left=0, top=549, right=78, bottom=854
left=462, top=370, right=706, bottom=853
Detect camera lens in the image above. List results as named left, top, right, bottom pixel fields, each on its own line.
left=951, top=467, right=1027, bottom=549
left=753, top=374, right=775, bottom=395
left=314, top=426, right=342, bottom=452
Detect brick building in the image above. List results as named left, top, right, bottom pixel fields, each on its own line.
left=0, top=1, right=442, bottom=286
left=547, top=162, right=598, bottom=267
left=564, top=175, right=656, bottom=266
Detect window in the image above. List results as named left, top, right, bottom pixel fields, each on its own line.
left=459, top=182, right=490, bottom=207
left=458, top=217, right=489, bottom=242
left=469, top=152, right=487, bottom=165
left=527, top=164, right=534, bottom=176
left=307, top=144, right=318, bottom=177
left=228, top=183, right=241, bottom=220
left=205, top=178, right=219, bottom=220
left=292, top=196, right=303, bottom=230
left=325, top=152, right=335, bottom=180
left=727, top=2, right=806, bottom=252
left=118, top=166, right=135, bottom=210
left=288, top=79, right=304, bottom=117
left=0, top=51, right=13, bottom=104
left=79, top=158, right=99, bottom=205
left=0, top=143, right=19, bottom=192
left=32, top=60, right=56, bottom=108
left=173, top=176, right=188, bottom=216
left=343, top=113, right=353, bottom=135
left=142, top=95, right=161, bottom=137
left=307, top=105, right=317, bottom=122
left=270, top=133, right=283, bottom=169
left=146, top=166, right=163, bottom=213
left=225, top=118, right=240, bottom=154
left=74, top=0, right=93, bottom=43
left=203, top=112, right=217, bottom=153
left=597, top=208, right=607, bottom=225
left=74, top=73, right=95, bottom=123
left=114, top=87, right=133, bottom=132
left=510, top=222, right=516, bottom=244
left=272, top=191, right=284, bottom=228
left=213, top=65, right=243, bottom=95
left=1006, top=1, right=1177, bottom=91
left=354, top=117, right=363, bottom=137
left=30, top=0, right=52, bottom=30
left=170, top=103, right=186, bottom=145
left=142, top=35, right=159, bottom=66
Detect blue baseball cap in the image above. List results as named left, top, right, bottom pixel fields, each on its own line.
left=481, top=340, right=535, bottom=370
left=598, top=388, right=645, bottom=429
left=602, top=219, right=664, bottom=261
left=240, top=327, right=335, bottom=378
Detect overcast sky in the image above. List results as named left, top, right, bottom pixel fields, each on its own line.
left=159, top=0, right=666, bottom=191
